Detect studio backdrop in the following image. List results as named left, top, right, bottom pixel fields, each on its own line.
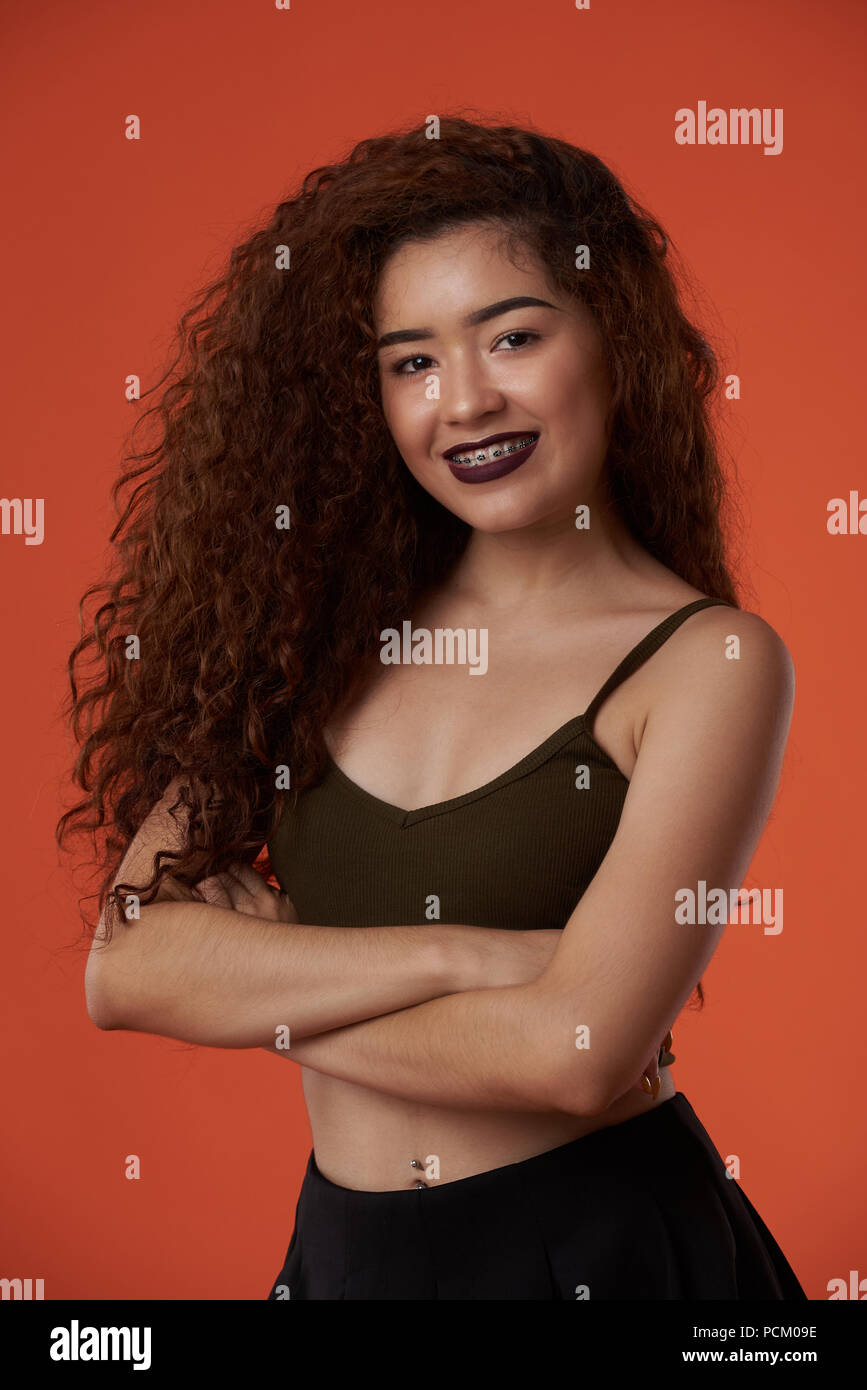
left=1, top=0, right=864, bottom=1302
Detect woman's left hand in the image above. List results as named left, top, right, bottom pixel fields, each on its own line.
left=633, top=1029, right=674, bottom=1098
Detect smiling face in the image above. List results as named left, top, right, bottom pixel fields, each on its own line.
left=374, top=221, right=615, bottom=533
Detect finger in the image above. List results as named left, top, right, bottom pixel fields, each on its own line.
left=195, top=874, right=236, bottom=908
left=222, top=862, right=270, bottom=900
left=196, top=868, right=260, bottom=911
left=204, top=863, right=260, bottom=913
left=637, top=1054, right=660, bottom=1097
left=277, top=891, right=301, bottom=924
left=227, top=862, right=288, bottom=918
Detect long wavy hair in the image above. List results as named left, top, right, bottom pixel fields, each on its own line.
left=57, top=113, right=745, bottom=997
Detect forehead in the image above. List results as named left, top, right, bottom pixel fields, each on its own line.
left=373, top=223, right=551, bottom=324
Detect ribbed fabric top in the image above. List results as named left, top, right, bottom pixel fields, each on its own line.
left=268, top=598, right=732, bottom=930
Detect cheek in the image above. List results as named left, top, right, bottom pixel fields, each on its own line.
left=381, top=384, right=438, bottom=455
left=534, top=346, right=598, bottom=416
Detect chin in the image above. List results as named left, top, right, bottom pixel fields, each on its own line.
left=446, top=496, right=556, bottom=533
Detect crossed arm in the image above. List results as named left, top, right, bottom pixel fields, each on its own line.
left=276, top=966, right=577, bottom=1112
left=261, top=614, right=795, bottom=1116
left=93, top=613, right=793, bottom=1117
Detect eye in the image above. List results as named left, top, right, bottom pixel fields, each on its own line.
left=390, top=330, right=540, bottom=376
left=493, top=330, right=539, bottom=352
left=391, top=354, right=434, bottom=376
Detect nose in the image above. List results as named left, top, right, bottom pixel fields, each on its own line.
left=435, top=350, right=506, bottom=426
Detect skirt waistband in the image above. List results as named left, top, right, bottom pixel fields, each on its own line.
left=302, top=1091, right=702, bottom=1213
left=271, top=1089, right=808, bottom=1298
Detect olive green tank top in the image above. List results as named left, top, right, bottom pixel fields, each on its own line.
left=268, top=597, right=733, bottom=931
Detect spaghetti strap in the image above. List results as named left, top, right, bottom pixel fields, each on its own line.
left=581, top=597, right=734, bottom=726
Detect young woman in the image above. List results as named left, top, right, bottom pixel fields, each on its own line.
left=63, top=115, right=808, bottom=1300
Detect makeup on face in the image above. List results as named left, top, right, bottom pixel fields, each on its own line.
left=443, top=431, right=540, bottom=484
left=374, top=226, right=612, bottom=521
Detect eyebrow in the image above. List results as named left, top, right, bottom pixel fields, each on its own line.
left=376, top=296, right=562, bottom=349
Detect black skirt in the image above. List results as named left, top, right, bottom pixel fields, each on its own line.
left=265, top=1091, right=807, bottom=1300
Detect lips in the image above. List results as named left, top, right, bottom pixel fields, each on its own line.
left=443, top=430, right=538, bottom=461
left=445, top=433, right=540, bottom=485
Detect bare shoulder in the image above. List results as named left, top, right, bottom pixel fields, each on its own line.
left=670, top=602, right=793, bottom=680
left=643, top=600, right=795, bottom=737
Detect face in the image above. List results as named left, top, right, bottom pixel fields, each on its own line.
left=374, top=222, right=614, bottom=533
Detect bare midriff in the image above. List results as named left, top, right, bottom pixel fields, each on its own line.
left=302, top=1065, right=677, bottom=1191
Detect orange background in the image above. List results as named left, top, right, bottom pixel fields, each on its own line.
left=1, top=0, right=864, bottom=1299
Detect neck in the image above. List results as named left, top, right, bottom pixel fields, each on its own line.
left=446, top=491, right=650, bottom=617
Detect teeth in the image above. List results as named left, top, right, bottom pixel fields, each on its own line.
left=451, top=435, right=537, bottom=466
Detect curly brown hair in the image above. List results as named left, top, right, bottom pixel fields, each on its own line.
left=57, top=112, right=745, bottom=979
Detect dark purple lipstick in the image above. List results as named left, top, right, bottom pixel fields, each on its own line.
left=444, top=430, right=540, bottom=484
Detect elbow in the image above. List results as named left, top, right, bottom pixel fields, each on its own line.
left=86, top=989, right=117, bottom=1031
left=85, top=979, right=121, bottom=1031
left=84, top=956, right=124, bottom=1031
left=556, top=1058, right=657, bottom=1118
left=549, top=1063, right=612, bottom=1118
left=535, top=1034, right=610, bottom=1118
left=531, top=985, right=611, bottom=1118
left=550, top=1043, right=657, bottom=1117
